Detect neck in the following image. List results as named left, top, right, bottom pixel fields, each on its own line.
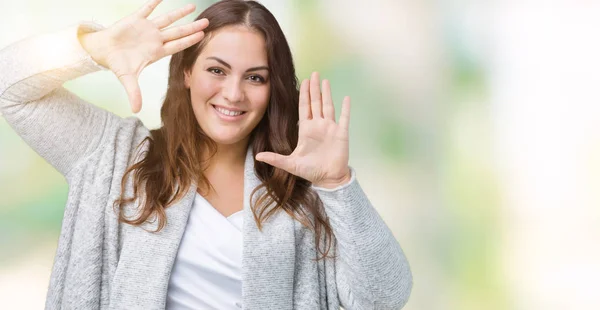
left=205, top=138, right=249, bottom=173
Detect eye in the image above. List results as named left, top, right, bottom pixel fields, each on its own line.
left=247, top=74, right=267, bottom=84
left=208, top=67, right=224, bottom=75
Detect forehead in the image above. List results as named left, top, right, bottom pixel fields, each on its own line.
left=200, top=25, right=268, bottom=65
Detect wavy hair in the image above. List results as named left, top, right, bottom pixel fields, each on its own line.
left=113, top=0, right=334, bottom=260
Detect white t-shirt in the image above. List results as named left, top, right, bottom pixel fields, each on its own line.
left=166, top=192, right=244, bottom=309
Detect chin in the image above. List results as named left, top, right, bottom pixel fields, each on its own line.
left=207, top=131, right=248, bottom=146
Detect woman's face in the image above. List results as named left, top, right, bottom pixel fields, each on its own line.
left=184, top=25, right=270, bottom=147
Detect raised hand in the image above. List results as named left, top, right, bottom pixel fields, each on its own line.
left=79, top=0, right=209, bottom=113
left=256, top=72, right=352, bottom=189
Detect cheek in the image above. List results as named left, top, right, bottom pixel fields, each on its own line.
left=249, top=87, right=271, bottom=113
left=191, top=75, right=219, bottom=102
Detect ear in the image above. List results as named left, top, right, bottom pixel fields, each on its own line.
left=184, top=69, right=191, bottom=89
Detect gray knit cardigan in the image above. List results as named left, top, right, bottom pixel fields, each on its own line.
left=0, top=21, right=412, bottom=310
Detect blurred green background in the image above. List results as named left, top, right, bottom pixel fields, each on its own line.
left=2, top=0, right=600, bottom=309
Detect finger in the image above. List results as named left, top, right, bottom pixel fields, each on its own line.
left=162, top=18, right=208, bottom=42
left=118, top=73, right=143, bottom=113
left=255, top=152, right=294, bottom=173
left=310, top=72, right=323, bottom=118
left=162, top=31, right=205, bottom=56
left=322, top=79, right=335, bottom=121
left=338, top=96, right=351, bottom=133
left=136, top=0, right=163, bottom=19
left=298, top=79, right=311, bottom=121
left=152, top=3, right=196, bottom=29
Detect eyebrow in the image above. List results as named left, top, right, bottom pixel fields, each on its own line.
left=206, top=56, right=269, bottom=73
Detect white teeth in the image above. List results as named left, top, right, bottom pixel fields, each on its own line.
left=214, top=106, right=244, bottom=116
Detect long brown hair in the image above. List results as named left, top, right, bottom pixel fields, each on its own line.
left=113, top=0, right=334, bottom=260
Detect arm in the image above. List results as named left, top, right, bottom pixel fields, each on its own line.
left=1, top=2, right=210, bottom=178
left=0, top=21, right=121, bottom=177
left=312, top=168, right=413, bottom=309
left=251, top=62, right=411, bottom=308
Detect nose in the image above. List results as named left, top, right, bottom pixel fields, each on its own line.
left=222, top=78, right=245, bottom=103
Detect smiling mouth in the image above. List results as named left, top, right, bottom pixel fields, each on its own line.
left=211, top=104, right=247, bottom=117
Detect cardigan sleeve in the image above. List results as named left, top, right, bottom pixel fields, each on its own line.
left=0, top=21, right=123, bottom=177
left=312, top=167, right=413, bottom=309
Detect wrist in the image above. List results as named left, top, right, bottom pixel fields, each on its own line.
left=313, top=168, right=352, bottom=189
left=78, top=30, right=110, bottom=68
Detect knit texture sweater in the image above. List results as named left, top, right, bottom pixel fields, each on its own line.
left=0, top=21, right=412, bottom=309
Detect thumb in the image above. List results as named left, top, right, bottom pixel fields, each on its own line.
left=118, top=73, right=142, bottom=113
left=255, top=152, right=294, bottom=173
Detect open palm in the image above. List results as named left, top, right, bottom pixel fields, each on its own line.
left=256, top=72, right=352, bottom=188
left=82, top=0, right=209, bottom=113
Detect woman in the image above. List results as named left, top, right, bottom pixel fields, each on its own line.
left=0, top=0, right=412, bottom=309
